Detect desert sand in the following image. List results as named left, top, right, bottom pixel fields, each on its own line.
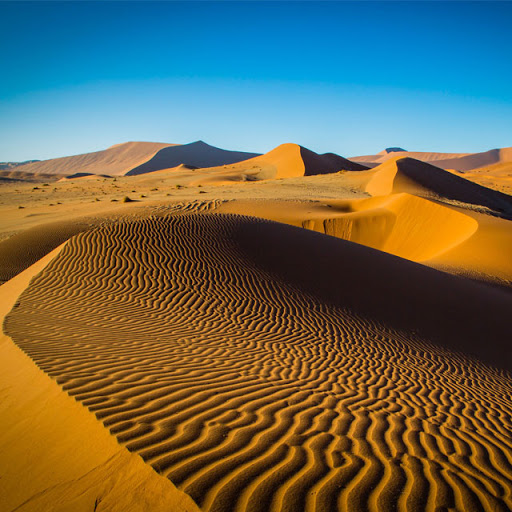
left=1, top=141, right=512, bottom=511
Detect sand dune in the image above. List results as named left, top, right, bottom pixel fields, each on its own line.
left=432, top=147, right=512, bottom=172
left=350, top=150, right=471, bottom=166
left=351, top=147, right=512, bottom=173
left=0, top=218, right=101, bottom=285
left=365, top=157, right=512, bottom=217
left=125, top=141, right=260, bottom=176
left=0, top=245, right=198, bottom=512
left=247, top=143, right=368, bottom=179
left=58, top=172, right=113, bottom=181
left=187, top=143, right=368, bottom=186
left=215, top=196, right=512, bottom=286
left=7, top=141, right=174, bottom=177
left=5, top=212, right=512, bottom=511
left=216, top=195, right=478, bottom=262
left=448, top=161, right=512, bottom=195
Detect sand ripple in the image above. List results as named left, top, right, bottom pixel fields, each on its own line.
left=5, top=213, right=512, bottom=511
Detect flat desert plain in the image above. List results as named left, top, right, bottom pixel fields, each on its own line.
left=1, top=141, right=512, bottom=512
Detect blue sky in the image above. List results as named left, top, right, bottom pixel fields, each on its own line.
left=1, top=1, right=511, bottom=161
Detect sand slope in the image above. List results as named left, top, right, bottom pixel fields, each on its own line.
left=432, top=147, right=512, bottom=172
left=7, top=141, right=174, bottom=177
left=5, top=212, right=512, bottom=512
left=215, top=196, right=512, bottom=286
left=350, top=150, right=471, bottom=166
left=365, top=157, right=512, bottom=216
left=351, top=147, right=512, bottom=173
left=125, top=141, right=260, bottom=176
left=186, top=143, right=368, bottom=185
left=246, top=143, right=368, bottom=179
left=0, top=245, right=199, bottom=512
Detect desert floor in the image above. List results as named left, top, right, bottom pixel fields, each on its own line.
left=1, top=162, right=512, bottom=511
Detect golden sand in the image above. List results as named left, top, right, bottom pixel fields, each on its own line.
left=1, top=144, right=511, bottom=511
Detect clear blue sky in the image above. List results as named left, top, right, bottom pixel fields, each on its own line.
left=1, top=1, right=511, bottom=161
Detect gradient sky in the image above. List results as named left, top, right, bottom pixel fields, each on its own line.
left=1, top=1, right=511, bottom=161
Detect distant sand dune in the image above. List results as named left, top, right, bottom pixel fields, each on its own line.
left=366, top=157, right=512, bottom=217
left=125, top=141, right=260, bottom=176
left=245, top=143, right=368, bottom=179
left=6, top=213, right=512, bottom=512
left=188, top=144, right=368, bottom=186
left=8, top=141, right=174, bottom=177
left=351, top=147, right=512, bottom=173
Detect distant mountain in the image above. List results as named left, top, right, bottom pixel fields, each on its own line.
left=125, top=141, right=261, bottom=176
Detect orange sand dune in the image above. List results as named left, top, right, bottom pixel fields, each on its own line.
left=125, top=141, right=260, bottom=176
left=215, top=195, right=511, bottom=286
left=245, top=143, right=368, bottom=179
left=5, top=212, right=512, bottom=511
left=427, top=207, right=512, bottom=287
left=365, top=156, right=512, bottom=216
left=9, top=141, right=174, bottom=177
left=188, top=143, right=368, bottom=185
left=0, top=245, right=199, bottom=512
left=451, top=161, right=512, bottom=195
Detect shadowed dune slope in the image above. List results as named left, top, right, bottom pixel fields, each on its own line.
left=7, top=141, right=173, bottom=177
left=456, top=161, right=512, bottom=195
left=366, top=157, right=512, bottom=216
left=0, top=245, right=199, bottom=512
left=0, top=219, right=96, bottom=285
left=5, top=213, right=512, bottom=512
left=125, top=141, right=260, bottom=176
left=216, top=195, right=479, bottom=263
left=215, top=197, right=512, bottom=285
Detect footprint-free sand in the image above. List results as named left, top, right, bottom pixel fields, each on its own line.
left=1, top=144, right=512, bottom=511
